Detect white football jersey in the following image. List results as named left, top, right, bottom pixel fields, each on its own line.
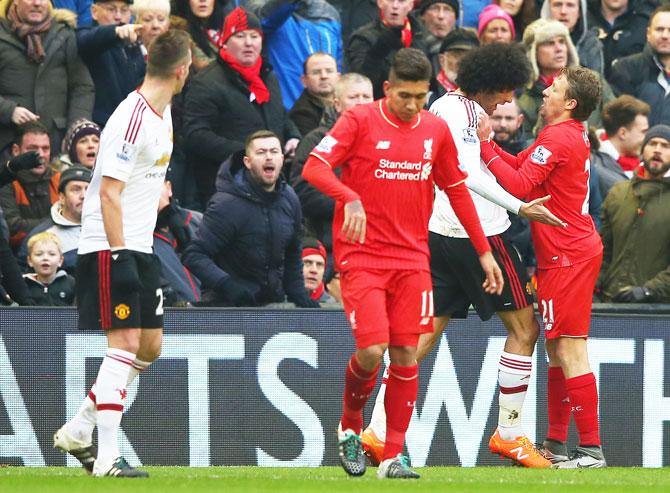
left=79, top=91, right=173, bottom=254
left=428, top=92, right=522, bottom=238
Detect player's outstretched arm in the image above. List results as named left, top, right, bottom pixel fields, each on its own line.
left=519, top=196, right=567, bottom=227
left=479, top=251, right=504, bottom=296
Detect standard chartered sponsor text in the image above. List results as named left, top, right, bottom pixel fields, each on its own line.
left=376, top=159, right=428, bottom=181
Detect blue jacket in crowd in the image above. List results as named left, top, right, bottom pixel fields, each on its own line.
left=76, top=24, right=146, bottom=126
left=183, top=152, right=312, bottom=307
left=260, top=0, right=342, bottom=109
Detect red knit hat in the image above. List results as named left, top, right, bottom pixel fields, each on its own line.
left=220, top=7, right=262, bottom=46
left=302, top=238, right=327, bottom=263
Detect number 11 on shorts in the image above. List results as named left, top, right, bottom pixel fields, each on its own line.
left=420, top=290, right=433, bottom=326
left=541, top=298, right=554, bottom=331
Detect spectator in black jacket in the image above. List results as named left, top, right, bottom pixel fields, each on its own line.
left=183, top=130, right=318, bottom=307
left=346, top=0, right=427, bottom=99
left=0, top=151, right=41, bottom=305
left=153, top=180, right=202, bottom=306
left=76, top=0, right=146, bottom=126
left=290, top=73, right=373, bottom=270
left=289, top=52, right=340, bottom=137
left=182, top=7, right=300, bottom=207
left=586, top=0, right=649, bottom=77
left=609, top=5, right=670, bottom=126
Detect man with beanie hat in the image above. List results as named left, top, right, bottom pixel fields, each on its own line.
left=346, top=0, right=428, bottom=99
left=183, top=6, right=301, bottom=207
left=478, top=4, right=516, bottom=45
left=599, top=124, right=670, bottom=304
left=415, top=0, right=458, bottom=75
left=18, top=165, right=92, bottom=275
left=302, top=237, right=335, bottom=303
left=430, top=28, right=478, bottom=101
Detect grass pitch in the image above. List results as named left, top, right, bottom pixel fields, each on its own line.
left=1, top=466, right=669, bottom=493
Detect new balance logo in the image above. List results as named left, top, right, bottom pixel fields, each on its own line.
left=510, top=446, right=529, bottom=461
left=376, top=140, right=391, bottom=150
left=419, top=317, right=431, bottom=326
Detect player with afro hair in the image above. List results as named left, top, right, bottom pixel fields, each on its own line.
left=457, top=43, right=531, bottom=106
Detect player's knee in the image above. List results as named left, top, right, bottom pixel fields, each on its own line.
left=356, top=344, right=387, bottom=368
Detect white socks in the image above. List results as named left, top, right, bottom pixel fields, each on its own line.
left=66, top=357, right=152, bottom=447
left=367, top=367, right=389, bottom=441
left=93, top=348, right=136, bottom=466
left=497, top=351, right=532, bottom=440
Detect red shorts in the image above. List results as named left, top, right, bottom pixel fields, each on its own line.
left=536, top=253, right=602, bottom=339
left=340, top=269, right=434, bottom=349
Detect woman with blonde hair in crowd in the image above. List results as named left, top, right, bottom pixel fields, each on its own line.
left=133, top=0, right=170, bottom=56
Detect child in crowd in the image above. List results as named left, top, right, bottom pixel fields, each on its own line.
left=23, top=232, right=75, bottom=306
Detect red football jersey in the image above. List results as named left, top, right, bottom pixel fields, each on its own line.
left=484, top=119, right=602, bottom=269
left=308, top=100, right=468, bottom=271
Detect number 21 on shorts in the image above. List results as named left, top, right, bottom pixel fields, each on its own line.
left=541, top=298, right=554, bottom=331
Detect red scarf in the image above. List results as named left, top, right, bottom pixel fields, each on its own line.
left=539, top=73, right=558, bottom=88
left=600, top=134, right=640, bottom=171
left=7, top=3, right=52, bottom=63
left=219, top=49, right=270, bottom=104
left=437, top=70, right=457, bottom=93
left=310, top=282, right=325, bottom=301
left=380, top=10, right=412, bottom=48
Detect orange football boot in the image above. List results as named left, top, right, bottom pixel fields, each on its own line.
left=361, top=428, right=385, bottom=466
left=489, top=430, right=552, bottom=468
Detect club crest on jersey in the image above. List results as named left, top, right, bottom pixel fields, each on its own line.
left=315, top=135, right=337, bottom=153
left=423, top=138, right=433, bottom=159
left=530, top=145, right=552, bottom=165
left=116, top=142, right=136, bottom=162
left=462, top=128, right=478, bottom=145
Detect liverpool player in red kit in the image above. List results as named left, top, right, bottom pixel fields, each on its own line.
left=478, top=67, right=606, bottom=468
left=303, top=49, right=503, bottom=479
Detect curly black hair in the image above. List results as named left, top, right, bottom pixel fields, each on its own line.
left=456, top=43, right=531, bottom=95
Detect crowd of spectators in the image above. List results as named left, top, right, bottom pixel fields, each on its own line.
left=1, top=0, right=670, bottom=307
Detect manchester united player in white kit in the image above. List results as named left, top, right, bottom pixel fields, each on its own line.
left=53, top=30, right=192, bottom=477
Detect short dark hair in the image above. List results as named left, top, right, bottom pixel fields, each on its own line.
left=561, top=67, right=602, bottom=121
left=16, top=121, right=49, bottom=146
left=601, top=95, right=650, bottom=136
left=302, top=52, right=336, bottom=75
left=146, top=29, right=191, bottom=79
left=457, top=43, right=530, bottom=95
left=388, top=48, right=432, bottom=83
left=244, top=130, right=281, bottom=154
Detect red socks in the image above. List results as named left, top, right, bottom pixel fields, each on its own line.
left=383, top=364, right=418, bottom=460
left=566, top=372, right=601, bottom=446
left=547, top=366, right=570, bottom=443
left=341, top=356, right=379, bottom=433
left=547, top=368, right=601, bottom=446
